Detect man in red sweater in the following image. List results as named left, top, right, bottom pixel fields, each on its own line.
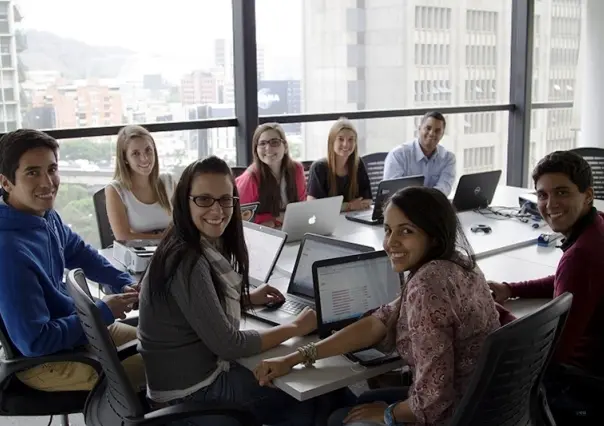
left=490, top=150, right=603, bottom=422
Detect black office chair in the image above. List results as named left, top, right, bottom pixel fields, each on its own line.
left=66, top=269, right=261, bottom=426
left=231, top=166, right=247, bottom=178
left=0, top=314, right=100, bottom=426
left=569, top=147, right=604, bottom=200
left=301, top=160, right=314, bottom=184
left=93, top=188, right=115, bottom=249
left=448, top=292, right=573, bottom=426
left=361, top=152, right=388, bottom=199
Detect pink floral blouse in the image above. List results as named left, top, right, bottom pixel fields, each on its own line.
left=372, top=259, right=500, bottom=425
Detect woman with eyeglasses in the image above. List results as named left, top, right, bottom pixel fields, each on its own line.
left=236, top=123, right=306, bottom=228
left=306, top=118, right=373, bottom=212
left=138, top=157, right=351, bottom=426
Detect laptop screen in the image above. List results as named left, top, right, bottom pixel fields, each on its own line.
left=316, top=255, right=400, bottom=324
left=243, top=225, right=285, bottom=283
left=289, top=239, right=370, bottom=299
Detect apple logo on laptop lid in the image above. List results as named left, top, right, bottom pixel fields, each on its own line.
left=308, top=215, right=316, bottom=225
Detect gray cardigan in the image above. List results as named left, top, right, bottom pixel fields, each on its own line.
left=137, top=254, right=262, bottom=392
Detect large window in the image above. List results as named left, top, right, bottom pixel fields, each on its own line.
left=15, top=0, right=234, bottom=143
left=256, top=0, right=512, bottom=169
left=529, top=0, right=584, bottom=182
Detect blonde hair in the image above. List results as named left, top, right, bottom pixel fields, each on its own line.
left=327, top=117, right=360, bottom=201
left=113, top=125, right=171, bottom=212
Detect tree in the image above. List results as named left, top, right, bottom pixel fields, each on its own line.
left=59, top=139, right=114, bottom=164
left=55, top=183, right=100, bottom=248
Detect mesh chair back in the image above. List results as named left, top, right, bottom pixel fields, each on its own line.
left=449, top=293, right=573, bottom=426
left=93, top=189, right=115, bottom=249
left=231, top=166, right=247, bottom=178
left=361, top=152, right=388, bottom=199
left=66, top=269, right=145, bottom=422
left=301, top=160, right=313, bottom=184
left=569, top=147, right=604, bottom=200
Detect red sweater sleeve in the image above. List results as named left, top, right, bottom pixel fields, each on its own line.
left=507, top=275, right=555, bottom=299
left=294, top=162, right=307, bottom=201
left=235, top=171, right=272, bottom=225
left=550, top=247, right=599, bottom=364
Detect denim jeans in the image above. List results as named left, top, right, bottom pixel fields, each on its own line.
left=166, top=363, right=355, bottom=426
left=328, top=387, right=409, bottom=426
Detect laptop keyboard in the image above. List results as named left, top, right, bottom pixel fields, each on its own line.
left=281, top=299, right=307, bottom=315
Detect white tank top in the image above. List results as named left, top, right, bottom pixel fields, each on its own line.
left=108, top=173, right=174, bottom=234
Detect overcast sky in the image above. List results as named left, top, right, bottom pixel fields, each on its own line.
left=18, top=0, right=302, bottom=77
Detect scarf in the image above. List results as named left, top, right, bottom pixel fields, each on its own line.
left=199, top=237, right=242, bottom=327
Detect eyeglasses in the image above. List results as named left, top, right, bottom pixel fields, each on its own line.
left=189, top=195, right=239, bottom=208
left=257, top=138, right=284, bottom=149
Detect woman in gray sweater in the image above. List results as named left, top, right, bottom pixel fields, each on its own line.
left=137, top=156, right=350, bottom=426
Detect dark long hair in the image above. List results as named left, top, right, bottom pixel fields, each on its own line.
left=249, top=123, right=299, bottom=216
left=385, top=186, right=475, bottom=344
left=145, top=156, right=250, bottom=309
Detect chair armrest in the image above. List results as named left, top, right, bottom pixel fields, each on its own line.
left=2, top=348, right=100, bottom=375
left=115, top=339, right=139, bottom=361
left=141, top=402, right=260, bottom=426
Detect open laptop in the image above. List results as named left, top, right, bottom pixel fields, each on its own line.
left=345, top=176, right=424, bottom=225
left=248, top=233, right=373, bottom=325
left=281, top=196, right=344, bottom=242
left=452, top=170, right=502, bottom=211
left=313, top=250, right=401, bottom=365
left=243, top=221, right=287, bottom=287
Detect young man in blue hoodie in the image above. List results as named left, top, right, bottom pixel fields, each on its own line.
left=0, top=129, right=145, bottom=391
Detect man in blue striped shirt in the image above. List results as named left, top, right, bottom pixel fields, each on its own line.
left=383, top=111, right=456, bottom=196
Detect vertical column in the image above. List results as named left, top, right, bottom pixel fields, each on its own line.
left=577, top=0, right=604, bottom=148
left=232, top=0, right=259, bottom=166
left=507, top=0, right=534, bottom=187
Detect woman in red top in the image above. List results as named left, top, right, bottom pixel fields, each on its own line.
left=236, top=123, right=306, bottom=228
left=254, top=186, right=502, bottom=426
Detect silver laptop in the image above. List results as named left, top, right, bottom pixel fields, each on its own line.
left=281, top=196, right=344, bottom=242
left=243, top=222, right=288, bottom=287
left=248, top=233, right=373, bottom=325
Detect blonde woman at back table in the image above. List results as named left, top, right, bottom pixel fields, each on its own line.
left=105, top=125, right=175, bottom=241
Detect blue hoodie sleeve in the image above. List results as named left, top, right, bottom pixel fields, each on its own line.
left=0, top=249, right=115, bottom=356
left=61, top=220, right=134, bottom=294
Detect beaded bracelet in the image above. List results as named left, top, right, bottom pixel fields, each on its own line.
left=296, top=343, right=318, bottom=367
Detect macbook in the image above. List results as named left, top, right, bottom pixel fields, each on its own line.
left=345, top=176, right=424, bottom=225
left=312, top=250, right=401, bottom=365
left=243, top=221, right=287, bottom=287
left=281, top=196, right=344, bottom=242
left=248, top=233, right=373, bottom=325
left=452, top=170, right=502, bottom=211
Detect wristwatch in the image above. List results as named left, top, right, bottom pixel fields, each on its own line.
left=384, top=402, right=399, bottom=426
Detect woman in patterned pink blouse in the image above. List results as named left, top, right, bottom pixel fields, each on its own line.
left=255, top=186, right=502, bottom=426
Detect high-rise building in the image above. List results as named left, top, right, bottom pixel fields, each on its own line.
left=181, top=70, right=219, bottom=105
left=0, top=0, right=24, bottom=132
left=301, top=0, right=582, bottom=179
left=32, top=79, right=124, bottom=128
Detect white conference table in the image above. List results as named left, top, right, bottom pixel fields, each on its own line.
left=274, top=185, right=552, bottom=274
left=237, top=252, right=555, bottom=401
left=99, top=185, right=579, bottom=401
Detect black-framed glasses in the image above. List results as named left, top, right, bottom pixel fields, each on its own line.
left=188, top=195, right=239, bottom=208
left=257, top=138, right=284, bottom=148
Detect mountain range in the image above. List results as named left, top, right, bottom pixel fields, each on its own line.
left=20, top=30, right=136, bottom=79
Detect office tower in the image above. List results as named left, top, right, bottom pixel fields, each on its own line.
left=302, top=0, right=582, bottom=179
left=0, top=0, right=24, bottom=132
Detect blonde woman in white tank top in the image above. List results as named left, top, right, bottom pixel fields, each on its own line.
left=105, top=125, right=175, bottom=241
